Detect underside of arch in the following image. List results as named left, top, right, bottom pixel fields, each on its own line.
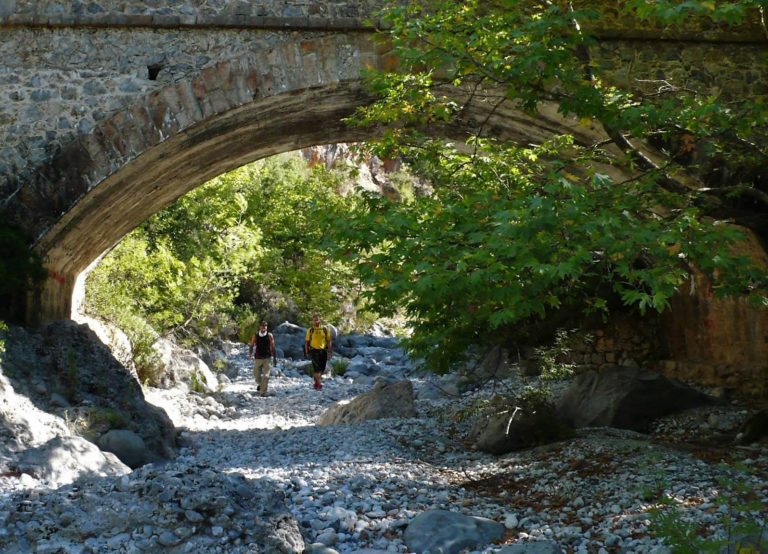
left=26, top=79, right=624, bottom=325
left=29, top=82, right=374, bottom=324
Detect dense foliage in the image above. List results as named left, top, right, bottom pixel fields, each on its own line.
left=85, top=154, right=363, bottom=374
left=325, top=0, right=768, bottom=372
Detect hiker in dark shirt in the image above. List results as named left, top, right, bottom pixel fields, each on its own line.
left=248, top=321, right=276, bottom=397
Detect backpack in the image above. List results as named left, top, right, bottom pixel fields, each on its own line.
left=307, top=326, right=330, bottom=345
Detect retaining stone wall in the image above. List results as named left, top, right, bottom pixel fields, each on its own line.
left=565, top=314, right=664, bottom=370
left=594, top=41, right=768, bottom=101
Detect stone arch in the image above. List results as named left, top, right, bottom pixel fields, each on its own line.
left=14, top=34, right=615, bottom=325
left=3, top=6, right=764, bottom=326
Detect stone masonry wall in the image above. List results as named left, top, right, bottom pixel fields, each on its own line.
left=563, top=230, right=768, bottom=401
left=658, top=230, right=768, bottom=400
left=0, top=27, right=360, bottom=175
left=594, top=41, right=768, bottom=102
left=565, top=307, right=767, bottom=401
left=0, top=1, right=393, bottom=234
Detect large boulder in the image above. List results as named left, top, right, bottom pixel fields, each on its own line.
left=153, top=337, right=219, bottom=392
left=75, top=315, right=137, bottom=378
left=473, top=401, right=574, bottom=455
left=274, top=322, right=305, bottom=336
left=345, top=355, right=379, bottom=376
left=1, top=359, right=72, bottom=449
left=97, top=429, right=150, bottom=469
left=273, top=322, right=309, bottom=360
left=317, top=380, right=416, bottom=426
left=337, top=333, right=399, bottom=350
left=2, top=322, right=177, bottom=466
left=13, top=435, right=130, bottom=488
left=736, top=409, right=768, bottom=444
left=355, top=346, right=392, bottom=362
left=474, top=345, right=517, bottom=382
left=195, top=339, right=237, bottom=379
left=557, top=366, right=714, bottom=432
left=404, top=509, right=505, bottom=554
left=329, top=331, right=401, bottom=359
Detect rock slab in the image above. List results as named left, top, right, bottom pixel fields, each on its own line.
left=317, top=379, right=416, bottom=426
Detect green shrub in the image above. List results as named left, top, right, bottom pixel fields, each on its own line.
left=190, top=370, right=207, bottom=394
left=234, top=305, right=260, bottom=344
left=88, top=407, right=131, bottom=428
left=449, top=385, right=553, bottom=425
left=122, top=318, right=164, bottom=387
left=63, top=406, right=131, bottom=439
left=0, top=320, right=7, bottom=359
left=516, top=385, right=555, bottom=410
left=647, top=462, right=767, bottom=553
left=532, top=328, right=594, bottom=381
left=330, top=357, right=350, bottom=376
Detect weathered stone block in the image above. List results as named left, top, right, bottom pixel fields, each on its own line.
left=173, top=79, right=205, bottom=123
left=130, top=104, right=162, bottom=147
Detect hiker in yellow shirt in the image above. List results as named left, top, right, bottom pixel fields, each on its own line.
left=304, top=314, right=332, bottom=390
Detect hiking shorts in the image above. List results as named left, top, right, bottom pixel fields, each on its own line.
left=309, top=348, right=328, bottom=374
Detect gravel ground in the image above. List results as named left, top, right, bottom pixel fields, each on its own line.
left=147, top=345, right=768, bottom=553
left=1, top=341, right=766, bottom=553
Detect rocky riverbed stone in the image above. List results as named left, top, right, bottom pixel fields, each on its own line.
left=1, top=332, right=766, bottom=553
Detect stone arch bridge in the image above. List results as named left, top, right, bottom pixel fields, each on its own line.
left=1, top=2, right=767, bottom=390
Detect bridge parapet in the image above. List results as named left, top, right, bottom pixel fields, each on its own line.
left=3, top=0, right=766, bottom=41
left=0, top=0, right=389, bottom=28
